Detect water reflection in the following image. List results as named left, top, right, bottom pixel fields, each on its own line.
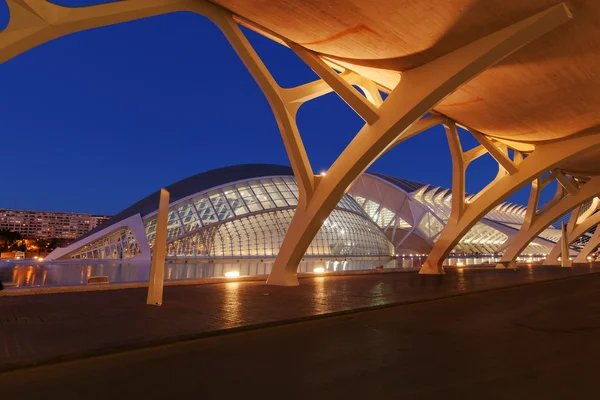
left=223, top=282, right=241, bottom=324
left=3, top=255, right=551, bottom=291
left=313, top=276, right=328, bottom=314
left=456, top=267, right=466, bottom=291
left=0, top=258, right=406, bottom=290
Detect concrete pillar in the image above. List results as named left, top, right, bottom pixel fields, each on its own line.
left=147, top=188, right=170, bottom=306
left=561, top=221, right=571, bottom=267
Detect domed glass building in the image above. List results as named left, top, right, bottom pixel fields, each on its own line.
left=47, top=164, right=394, bottom=261
left=47, top=164, right=565, bottom=263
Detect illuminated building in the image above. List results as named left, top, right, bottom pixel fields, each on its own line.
left=47, top=164, right=564, bottom=262
left=47, top=165, right=394, bottom=261
left=0, top=209, right=110, bottom=240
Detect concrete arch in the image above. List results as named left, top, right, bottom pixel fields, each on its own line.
left=1, top=0, right=576, bottom=286
left=498, top=176, right=600, bottom=268
left=265, top=5, right=574, bottom=285
left=420, top=129, right=600, bottom=274
left=573, top=228, right=600, bottom=263
left=544, top=200, right=600, bottom=264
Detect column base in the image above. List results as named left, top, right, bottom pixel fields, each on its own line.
left=419, top=261, right=445, bottom=275
left=266, top=269, right=300, bottom=286
left=573, top=255, right=591, bottom=264
left=495, top=262, right=517, bottom=269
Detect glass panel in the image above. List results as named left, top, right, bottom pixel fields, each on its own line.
left=178, top=202, right=201, bottom=233
left=194, top=196, right=219, bottom=224
left=378, top=207, right=395, bottom=227
left=69, top=228, right=141, bottom=260
left=351, top=195, right=366, bottom=207
left=164, top=208, right=392, bottom=259
left=397, top=216, right=412, bottom=229
left=261, top=179, right=278, bottom=193
left=222, top=186, right=249, bottom=216
left=209, top=191, right=234, bottom=220
left=166, top=210, right=183, bottom=240
left=364, top=200, right=380, bottom=219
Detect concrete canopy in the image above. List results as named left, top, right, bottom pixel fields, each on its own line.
left=4, top=0, right=600, bottom=283
left=215, top=0, right=600, bottom=173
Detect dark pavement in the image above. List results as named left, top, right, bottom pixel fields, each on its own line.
left=1, top=265, right=599, bottom=373
left=2, top=269, right=600, bottom=399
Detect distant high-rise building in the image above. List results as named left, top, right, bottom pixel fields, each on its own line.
left=0, top=208, right=111, bottom=241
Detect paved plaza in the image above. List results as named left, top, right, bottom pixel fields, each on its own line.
left=1, top=265, right=598, bottom=373
left=2, top=267, right=600, bottom=399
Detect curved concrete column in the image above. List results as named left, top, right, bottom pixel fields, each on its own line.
left=544, top=199, right=600, bottom=264
left=1, top=0, right=190, bottom=63
left=0, top=1, right=574, bottom=286
left=573, top=227, right=600, bottom=263
left=498, top=176, right=600, bottom=268
left=265, top=4, right=574, bottom=284
left=420, top=133, right=600, bottom=274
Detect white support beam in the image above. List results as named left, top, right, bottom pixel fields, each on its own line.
left=560, top=222, right=571, bottom=267
left=499, top=176, right=600, bottom=268
left=464, top=145, right=488, bottom=165
left=286, top=42, right=381, bottom=125
left=574, top=226, right=600, bottom=263
left=444, top=122, right=466, bottom=223
left=147, top=188, right=169, bottom=306
left=555, top=171, right=580, bottom=195
left=280, top=70, right=373, bottom=106
left=0, top=0, right=575, bottom=285
left=545, top=201, right=600, bottom=264
left=469, top=129, right=519, bottom=174
left=385, top=114, right=448, bottom=153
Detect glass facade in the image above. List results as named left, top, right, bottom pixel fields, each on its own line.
left=349, top=194, right=412, bottom=230
left=167, top=208, right=392, bottom=258
left=352, top=175, right=559, bottom=256
left=141, top=176, right=392, bottom=259
left=69, top=228, right=141, bottom=260
left=418, top=212, right=444, bottom=239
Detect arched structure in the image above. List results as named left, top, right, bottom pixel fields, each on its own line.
left=573, top=227, right=600, bottom=263
left=348, top=173, right=560, bottom=257
left=542, top=198, right=600, bottom=264
left=4, top=1, right=600, bottom=285
left=497, top=177, right=600, bottom=268
left=47, top=164, right=394, bottom=262
left=47, top=165, right=564, bottom=265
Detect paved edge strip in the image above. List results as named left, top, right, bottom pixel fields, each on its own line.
left=1, top=269, right=598, bottom=375
left=0, top=267, right=419, bottom=297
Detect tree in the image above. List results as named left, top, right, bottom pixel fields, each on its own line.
left=0, top=229, right=22, bottom=252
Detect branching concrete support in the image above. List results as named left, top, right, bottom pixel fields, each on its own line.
left=544, top=197, right=600, bottom=264
left=421, top=133, right=600, bottom=274
left=495, top=174, right=565, bottom=265
left=1, top=0, right=189, bottom=63
left=0, top=1, right=575, bottom=285
left=264, top=3, right=574, bottom=284
left=497, top=176, right=600, bottom=268
left=574, top=226, right=600, bottom=263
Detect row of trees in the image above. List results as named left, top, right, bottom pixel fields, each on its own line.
left=0, top=229, right=65, bottom=253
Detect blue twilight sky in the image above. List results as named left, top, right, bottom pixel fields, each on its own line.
left=0, top=1, right=554, bottom=215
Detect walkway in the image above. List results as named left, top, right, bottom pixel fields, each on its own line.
left=0, top=265, right=598, bottom=373
left=3, top=267, right=600, bottom=399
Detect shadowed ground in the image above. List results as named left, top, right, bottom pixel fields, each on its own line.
left=1, top=265, right=598, bottom=372
left=2, top=268, right=600, bottom=398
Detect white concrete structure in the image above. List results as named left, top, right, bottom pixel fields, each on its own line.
left=47, top=164, right=569, bottom=264
left=47, top=165, right=394, bottom=262
left=349, top=174, right=562, bottom=257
